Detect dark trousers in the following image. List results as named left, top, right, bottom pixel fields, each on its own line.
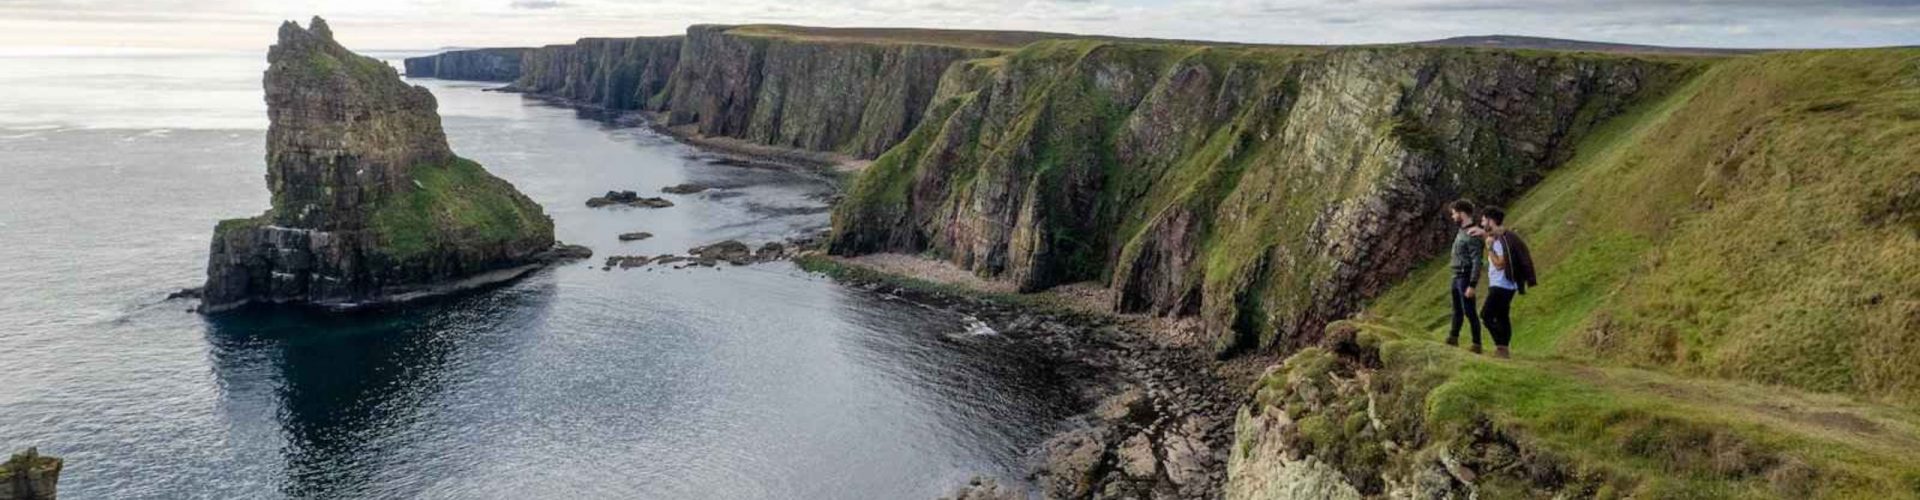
left=1482, top=287, right=1516, bottom=347
left=1448, top=276, right=1480, bottom=345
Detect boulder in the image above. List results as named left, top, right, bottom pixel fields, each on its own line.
left=689, top=240, right=753, bottom=265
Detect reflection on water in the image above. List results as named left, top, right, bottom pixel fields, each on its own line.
left=205, top=279, right=558, bottom=498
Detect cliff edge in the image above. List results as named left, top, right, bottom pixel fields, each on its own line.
left=202, top=17, right=566, bottom=312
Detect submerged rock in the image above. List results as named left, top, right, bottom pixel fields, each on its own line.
left=603, top=255, right=652, bottom=269
left=660, top=183, right=711, bottom=194
left=586, top=190, right=674, bottom=208
left=201, top=17, right=564, bottom=312
left=617, top=231, right=654, bottom=241
left=688, top=240, right=753, bottom=265
left=2, top=447, right=61, bottom=500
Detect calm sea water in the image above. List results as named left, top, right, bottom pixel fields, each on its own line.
left=0, top=51, right=1077, bottom=499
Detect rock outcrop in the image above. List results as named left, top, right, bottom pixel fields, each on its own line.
left=203, top=17, right=566, bottom=312
left=830, top=41, right=1696, bottom=354
left=402, top=48, right=529, bottom=81
left=1, top=448, right=59, bottom=500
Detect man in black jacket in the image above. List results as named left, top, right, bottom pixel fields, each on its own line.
left=1443, top=199, right=1484, bottom=353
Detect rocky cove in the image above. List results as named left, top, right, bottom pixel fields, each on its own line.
left=398, top=24, right=1699, bottom=497
left=6, top=14, right=1909, bottom=500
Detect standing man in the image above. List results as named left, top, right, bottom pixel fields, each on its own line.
left=1444, top=199, right=1484, bottom=353
left=1475, top=206, right=1536, bottom=359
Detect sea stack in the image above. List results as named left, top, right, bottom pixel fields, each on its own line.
left=1, top=448, right=60, bottom=500
left=202, top=17, right=571, bottom=312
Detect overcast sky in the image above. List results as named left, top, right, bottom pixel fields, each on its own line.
left=1, top=0, right=1915, bottom=53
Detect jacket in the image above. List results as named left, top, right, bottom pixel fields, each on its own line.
left=1488, top=230, right=1539, bottom=294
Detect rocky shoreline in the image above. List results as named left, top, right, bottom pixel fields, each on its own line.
left=803, top=257, right=1272, bottom=499
left=501, top=71, right=1254, bottom=498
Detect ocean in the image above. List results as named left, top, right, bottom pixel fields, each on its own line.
left=0, top=50, right=1075, bottom=499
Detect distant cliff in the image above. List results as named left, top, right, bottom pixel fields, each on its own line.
left=402, top=48, right=529, bottom=81
left=829, top=42, right=1694, bottom=355
left=509, top=37, right=682, bottom=111
left=203, top=17, right=564, bottom=312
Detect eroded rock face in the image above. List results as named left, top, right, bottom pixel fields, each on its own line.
left=402, top=48, right=528, bottom=81
left=1, top=448, right=60, bottom=500
left=202, top=17, right=559, bottom=312
left=503, top=25, right=996, bottom=160
left=831, top=42, right=1696, bottom=354
left=511, top=36, right=683, bottom=111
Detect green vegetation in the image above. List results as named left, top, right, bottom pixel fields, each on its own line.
left=1366, top=48, right=1920, bottom=403
left=1246, top=321, right=1920, bottom=498
left=369, top=157, right=552, bottom=260
left=1246, top=47, right=1920, bottom=498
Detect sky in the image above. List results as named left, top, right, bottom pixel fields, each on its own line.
left=0, top=0, right=1916, bottom=53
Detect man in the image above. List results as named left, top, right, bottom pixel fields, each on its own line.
left=1443, top=199, right=1484, bottom=353
left=1473, top=206, right=1536, bottom=359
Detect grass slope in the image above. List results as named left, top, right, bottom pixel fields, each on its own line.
left=370, top=156, right=552, bottom=260
left=1329, top=48, right=1920, bottom=498
left=1367, top=48, right=1920, bottom=403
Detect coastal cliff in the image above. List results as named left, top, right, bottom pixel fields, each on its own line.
left=657, top=25, right=1002, bottom=158
left=402, top=48, right=528, bottom=81
left=491, top=25, right=1019, bottom=159
left=829, top=41, right=1694, bottom=355
left=203, top=17, right=563, bottom=312
left=509, top=37, right=682, bottom=111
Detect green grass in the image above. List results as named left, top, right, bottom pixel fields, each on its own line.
left=1305, top=47, right=1920, bottom=498
left=1363, top=48, right=1920, bottom=403
left=1248, top=322, right=1920, bottom=498
left=369, top=157, right=552, bottom=260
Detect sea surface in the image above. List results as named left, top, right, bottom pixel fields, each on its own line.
left=0, top=50, right=1077, bottom=499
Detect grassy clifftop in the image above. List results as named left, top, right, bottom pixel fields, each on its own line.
left=1231, top=48, right=1920, bottom=499
left=1365, top=48, right=1920, bottom=403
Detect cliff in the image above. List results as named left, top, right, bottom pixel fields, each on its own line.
left=1229, top=48, right=1920, bottom=499
left=402, top=48, right=529, bottom=81
left=510, top=37, right=682, bottom=111
left=203, top=17, right=561, bottom=312
left=1, top=448, right=59, bottom=500
left=498, top=25, right=1033, bottom=159
left=829, top=40, right=1695, bottom=355
left=656, top=25, right=1004, bottom=158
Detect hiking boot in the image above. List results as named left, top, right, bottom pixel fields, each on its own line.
left=1469, top=344, right=1483, bottom=354
left=1495, top=346, right=1511, bottom=359
left=1445, top=336, right=1459, bottom=347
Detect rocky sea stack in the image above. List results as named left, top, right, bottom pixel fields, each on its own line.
left=202, top=17, right=571, bottom=313
left=2, top=448, right=60, bottom=500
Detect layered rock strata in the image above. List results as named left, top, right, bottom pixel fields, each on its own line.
left=203, top=18, right=563, bottom=312
left=830, top=42, right=1695, bottom=354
